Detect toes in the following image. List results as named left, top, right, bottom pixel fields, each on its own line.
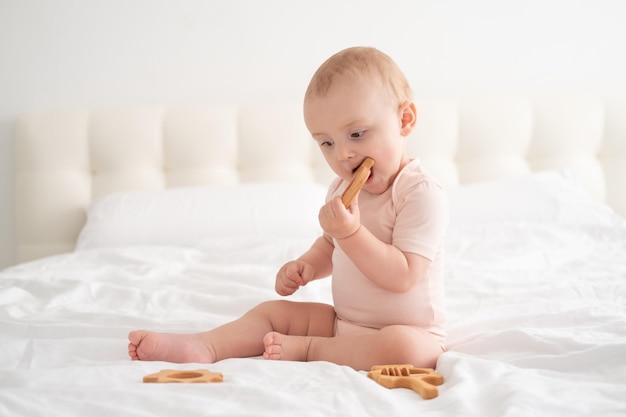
left=265, top=344, right=277, bottom=353
left=263, top=350, right=282, bottom=360
left=128, top=330, right=144, bottom=345
left=263, top=332, right=283, bottom=360
left=127, top=330, right=149, bottom=360
left=262, top=331, right=278, bottom=346
left=265, top=344, right=282, bottom=355
left=128, top=343, right=142, bottom=360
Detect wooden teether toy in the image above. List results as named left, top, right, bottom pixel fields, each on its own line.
left=367, top=365, right=444, bottom=399
left=143, top=369, right=223, bottom=383
left=341, top=157, right=375, bottom=207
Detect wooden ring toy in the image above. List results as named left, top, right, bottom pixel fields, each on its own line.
left=143, top=369, right=223, bottom=383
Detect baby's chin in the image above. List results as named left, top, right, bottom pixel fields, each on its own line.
left=363, top=182, right=393, bottom=197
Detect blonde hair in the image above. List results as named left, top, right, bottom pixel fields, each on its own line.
left=304, top=47, right=413, bottom=104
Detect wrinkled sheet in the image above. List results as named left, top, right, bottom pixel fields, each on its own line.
left=2, top=220, right=626, bottom=416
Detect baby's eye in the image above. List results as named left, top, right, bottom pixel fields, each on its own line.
left=320, top=140, right=333, bottom=147
left=350, top=130, right=365, bottom=138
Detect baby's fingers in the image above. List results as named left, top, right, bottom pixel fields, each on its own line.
left=286, top=263, right=307, bottom=286
left=276, top=275, right=298, bottom=296
left=275, top=264, right=305, bottom=296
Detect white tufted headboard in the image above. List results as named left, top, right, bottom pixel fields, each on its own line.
left=14, top=95, right=626, bottom=263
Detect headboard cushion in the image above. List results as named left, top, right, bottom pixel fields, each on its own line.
left=15, top=95, right=626, bottom=262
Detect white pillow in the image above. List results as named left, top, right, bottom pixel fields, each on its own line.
left=76, top=183, right=327, bottom=250
left=448, top=170, right=617, bottom=227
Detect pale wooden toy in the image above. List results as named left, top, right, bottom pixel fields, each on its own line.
left=341, top=157, right=375, bottom=207
left=367, top=365, right=444, bottom=399
left=143, top=369, right=223, bottom=383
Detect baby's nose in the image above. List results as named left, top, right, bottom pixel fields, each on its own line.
left=335, top=142, right=355, bottom=161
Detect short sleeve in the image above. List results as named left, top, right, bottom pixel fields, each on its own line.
left=392, top=175, right=449, bottom=260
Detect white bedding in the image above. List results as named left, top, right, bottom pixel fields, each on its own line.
left=1, top=172, right=626, bottom=416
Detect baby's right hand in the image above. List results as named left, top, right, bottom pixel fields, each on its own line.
left=275, top=260, right=315, bottom=296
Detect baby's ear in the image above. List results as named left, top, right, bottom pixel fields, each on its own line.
left=399, top=101, right=417, bottom=136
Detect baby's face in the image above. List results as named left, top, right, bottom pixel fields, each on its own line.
left=304, top=75, right=411, bottom=196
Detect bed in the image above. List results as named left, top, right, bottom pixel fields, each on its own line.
left=3, top=95, right=626, bottom=416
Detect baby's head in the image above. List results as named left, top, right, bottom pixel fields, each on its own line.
left=304, top=47, right=417, bottom=195
left=304, top=47, right=413, bottom=108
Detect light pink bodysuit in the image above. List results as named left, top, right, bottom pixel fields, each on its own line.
left=326, top=159, right=449, bottom=343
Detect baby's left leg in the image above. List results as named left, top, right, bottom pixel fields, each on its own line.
left=263, top=325, right=442, bottom=371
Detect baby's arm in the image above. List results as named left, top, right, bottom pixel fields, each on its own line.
left=337, top=224, right=430, bottom=293
left=320, top=195, right=430, bottom=293
left=274, top=236, right=334, bottom=296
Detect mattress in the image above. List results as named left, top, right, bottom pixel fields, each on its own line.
left=1, top=172, right=625, bottom=416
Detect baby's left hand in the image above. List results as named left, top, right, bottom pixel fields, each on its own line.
left=318, top=195, right=361, bottom=240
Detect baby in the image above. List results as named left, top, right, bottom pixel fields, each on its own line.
left=128, top=46, right=448, bottom=371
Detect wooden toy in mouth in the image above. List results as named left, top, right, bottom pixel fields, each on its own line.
left=341, top=157, right=375, bottom=207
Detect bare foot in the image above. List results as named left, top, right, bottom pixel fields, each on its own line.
left=262, top=331, right=311, bottom=362
left=128, top=330, right=216, bottom=363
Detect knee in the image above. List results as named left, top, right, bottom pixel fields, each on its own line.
left=252, top=300, right=293, bottom=313
left=241, top=300, right=289, bottom=323
left=379, top=326, right=441, bottom=368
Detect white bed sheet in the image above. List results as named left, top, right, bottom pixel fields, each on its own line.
left=2, top=182, right=626, bottom=416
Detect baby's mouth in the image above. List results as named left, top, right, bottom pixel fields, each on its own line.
left=350, top=167, right=365, bottom=180
left=361, top=167, right=373, bottom=179
left=352, top=160, right=368, bottom=174
left=351, top=163, right=374, bottom=182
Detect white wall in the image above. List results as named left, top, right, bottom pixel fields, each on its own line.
left=1, top=0, right=625, bottom=269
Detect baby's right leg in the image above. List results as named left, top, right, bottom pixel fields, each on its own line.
left=128, top=300, right=336, bottom=363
